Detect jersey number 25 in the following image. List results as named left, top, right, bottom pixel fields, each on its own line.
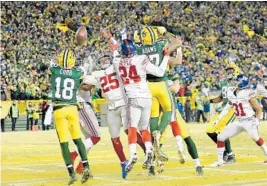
left=100, top=72, right=119, bottom=93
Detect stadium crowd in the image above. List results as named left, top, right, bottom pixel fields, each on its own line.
left=1, top=1, right=267, bottom=101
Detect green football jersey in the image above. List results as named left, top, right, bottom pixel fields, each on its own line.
left=216, top=80, right=229, bottom=112
left=136, top=40, right=168, bottom=82
left=50, top=65, right=83, bottom=104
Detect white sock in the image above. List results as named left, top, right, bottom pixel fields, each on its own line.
left=175, top=135, right=184, bottom=152
left=129, top=143, right=137, bottom=157
left=193, top=158, right=201, bottom=167
left=217, top=147, right=225, bottom=162
left=260, top=143, right=267, bottom=156
left=75, top=138, right=94, bottom=155
left=84, top=138, right=94, bottom=153
left=144, top=141, right=153, bottom=154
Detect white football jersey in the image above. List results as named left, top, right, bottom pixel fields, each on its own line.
left=225, top=86, right=256, bottom=118
left=83, top=65, right=125, bottom=108
left=113, top=54, right=169, bottom=98
left=256, top=83, right=267, bottom=97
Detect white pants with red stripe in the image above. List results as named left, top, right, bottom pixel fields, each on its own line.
left=107, top=105, right=128, bottom=138
left=128, top=98, right=152, bottom=131
left=79, top=102, right=100, bottom=138
left=218, top=116, right=260, bottom=142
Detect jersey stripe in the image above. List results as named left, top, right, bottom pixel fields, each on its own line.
left=63, top=49, right=69, bottom=68
left=147, top=27, right=155, bottom=44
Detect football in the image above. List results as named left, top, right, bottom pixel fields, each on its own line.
left=75, top=26, right=88, bottom=45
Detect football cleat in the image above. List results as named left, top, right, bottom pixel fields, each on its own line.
left=81, top=167, right=93, bottom=184
left=223, top=151, right=228, bottom=162
left=121, top=160, right=128, bottom=179
left=158, top=148, right=169, bottom=162
left=142, top=152, right=154, bottom=169
left=157, top=160, right=164, bottom=174
left=148, top=165, right=156, bottom=176
left=178, top=150, right=186, bottom=164
left=126, top=155, right=137, bottom=173
left=196, top=166, right=204, bottom=176
left=225, top=153, right=236, bottom=164
left=75, top=162, right=84, bottom=175
left=209, top=161, right=224, bottom=167
left=68, top=173, right=78, bottom=185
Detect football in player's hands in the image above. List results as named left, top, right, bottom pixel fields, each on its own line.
left=75, top=26, right=88, bottom=45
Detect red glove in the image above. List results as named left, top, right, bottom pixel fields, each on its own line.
left=100, top=29, right=112, bottom=39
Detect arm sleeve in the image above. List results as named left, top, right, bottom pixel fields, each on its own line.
left=83, top=75, right=98, bottom=86
left=146, top=55, right=170, bottom=77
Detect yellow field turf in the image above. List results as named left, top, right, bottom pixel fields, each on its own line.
left=1, top=123, right=267, bottom=186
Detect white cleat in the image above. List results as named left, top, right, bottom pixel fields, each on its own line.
left=209, top=161, right=224, bottom=167
left=126, top=154, right=137, bottom=173
left=178, top=150, right=186, bottom=164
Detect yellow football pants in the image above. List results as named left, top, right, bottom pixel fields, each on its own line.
left=148, top=81, right=172, bottom=117
left=206, top=108, right=235, bottom=133
left=54, top=105, right=81, bottom=143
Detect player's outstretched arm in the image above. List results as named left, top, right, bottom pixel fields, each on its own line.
left=250, top=97, right=262, bottom=120
left=146, top=48, right=170, bottom=77
left=82, top=75, right=99, bottom=88
left=167, top=35, right=182, bottom=53
left=210, top=96, right=223, bottom=104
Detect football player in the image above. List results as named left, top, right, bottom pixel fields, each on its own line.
left=209, top=74, right=267, bottom=166
left=81, top=53, right=146, bottom=179
left=50, top=49, right=92, bottom=185
left=207, top=65, right=238, bottom=164
left=170, top=67, right=203, bottom=175
left=113, top=38, right=170, bottom=174
left=70, top=71, right=101, bottom=174
left=135, top=26, right=182, bottom=161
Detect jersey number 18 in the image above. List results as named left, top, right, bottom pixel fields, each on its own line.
left=55, top=77, right=75, bottom=100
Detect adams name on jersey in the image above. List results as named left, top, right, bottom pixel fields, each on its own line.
left=136, top=40, right=168, bottom=82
